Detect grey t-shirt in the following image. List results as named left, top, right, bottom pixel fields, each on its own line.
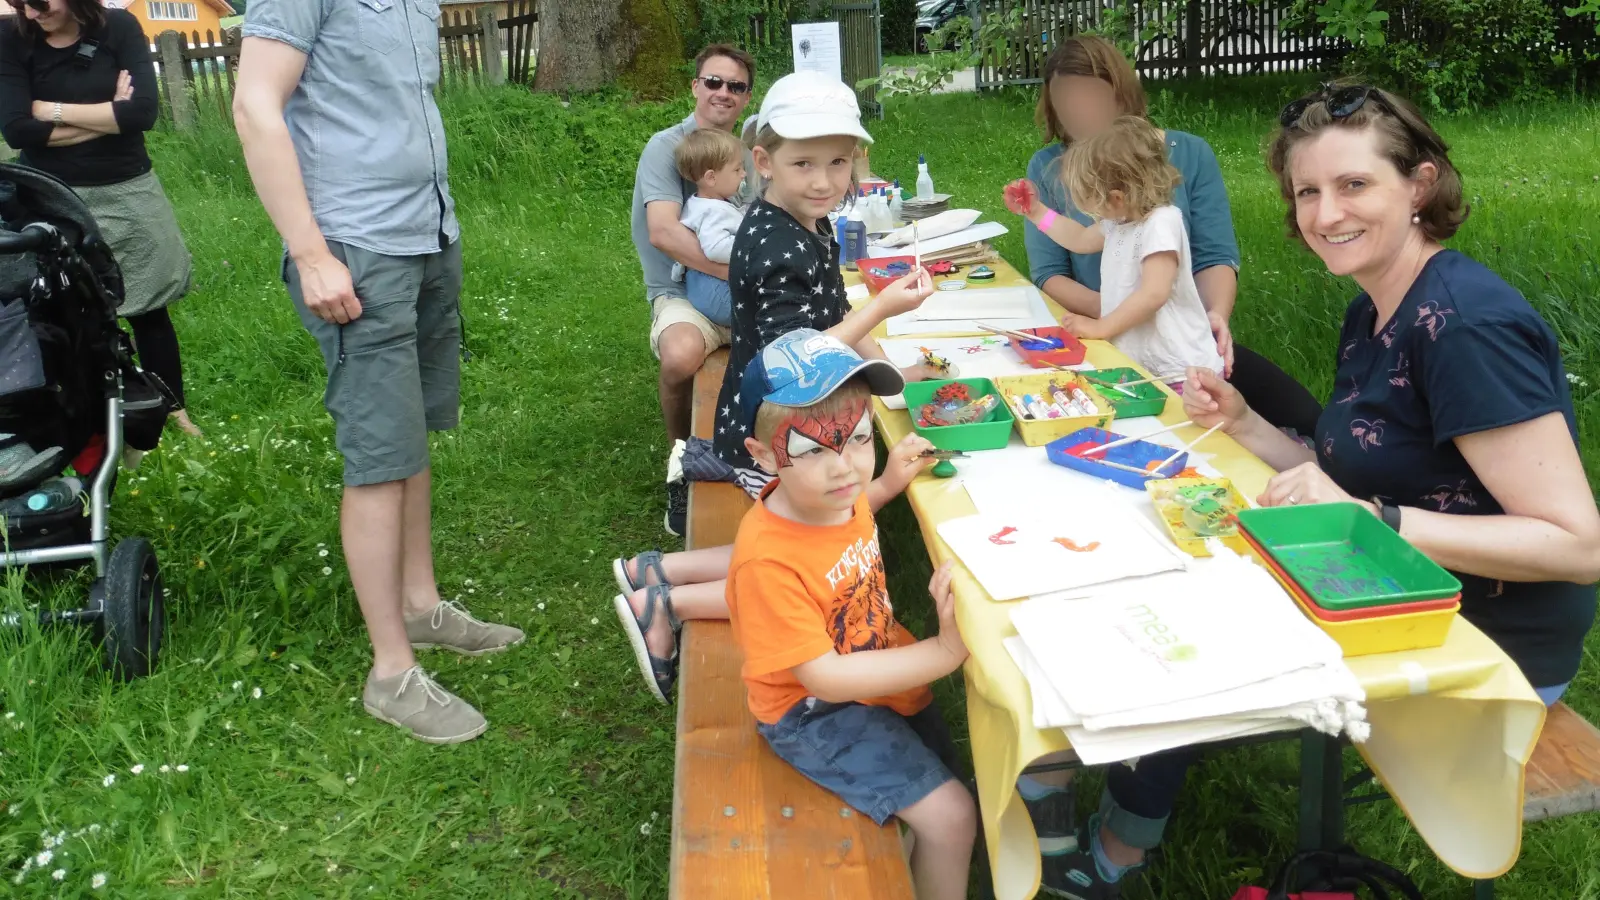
left=630, top=112, right=759, bottom=302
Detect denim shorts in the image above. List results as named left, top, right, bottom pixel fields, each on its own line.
left=684, top=269, right=732, bottom=328
left=758, top=698, right=960, bottom=826
left=286, top=240, right=462, bottom=487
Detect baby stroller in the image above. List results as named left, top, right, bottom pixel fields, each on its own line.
left=0, top=162, right=172, bottom=679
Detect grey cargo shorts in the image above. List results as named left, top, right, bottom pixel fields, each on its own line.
left=286, top=239, right=463, bottom=487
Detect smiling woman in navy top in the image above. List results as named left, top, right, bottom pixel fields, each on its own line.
left=1186, top=84, right=1600, bottom=704
left=1022, top=35, right=1323, bottom=437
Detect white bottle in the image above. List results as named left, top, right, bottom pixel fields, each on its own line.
left=872, top=189, right=891, bottom=233
left=889, top=181, right=904, bottom=225
left=915, top=154, right=935, bottom=200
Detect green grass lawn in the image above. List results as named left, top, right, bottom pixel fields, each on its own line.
left=3, top=77, right=1598, bottom=898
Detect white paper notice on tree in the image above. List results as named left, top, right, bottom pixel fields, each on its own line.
left=792, top=22, right=843, bottom=84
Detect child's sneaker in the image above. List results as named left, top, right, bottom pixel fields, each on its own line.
left=1039, top=814, right=1143, bottom=899
left=363, top=666, right=487, bottom=744
left=1024, top=779, right=1078, bottom=856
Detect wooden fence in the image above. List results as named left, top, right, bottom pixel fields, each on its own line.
left=975, top=0, right=1600, bottom=89
left=149, top=0, right=538, bottom=129
left=973, top=0, right=1346, bottom=88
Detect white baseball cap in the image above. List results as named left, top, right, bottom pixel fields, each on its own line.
left=755, top=71, right=874, bottom=145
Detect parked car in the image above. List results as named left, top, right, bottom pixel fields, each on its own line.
left=915, top=0, right=968, bottom=52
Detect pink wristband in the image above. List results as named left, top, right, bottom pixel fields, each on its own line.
left=1038, top=209, right=1058, bottom=230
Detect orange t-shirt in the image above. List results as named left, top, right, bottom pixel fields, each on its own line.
left=726, top=481, right=934, bottom=726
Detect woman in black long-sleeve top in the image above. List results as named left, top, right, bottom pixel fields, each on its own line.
left=0, top=0, right=199, bottom=436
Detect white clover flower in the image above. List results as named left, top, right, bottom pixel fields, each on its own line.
left=590, top=617, right=599, bottom=625
left=345, top=776, right=356, bottom=786
left=130, top=764, right=144, bottom=775
left=87, top=824, right=101, bottom=834
left=322, top=567, right=333, bottom=576
left=160, top=764, right=171, bottom=773
left=4, top=711, right=12, bottom=719
left=640, top=822, right=653, bottom=836
left=92, top=873, right=108, bottom=889
left=537, top=603, right=545, bottom=610
left=35, top=850, right=52, bottom=866
left=232, top=681, right=243, bottom=690
left=318, top=548, right=329, bottom=558
left=252, top=687, right=262, bottom=699
left=101, top=774, right=115, bottom=788
left=176, top=765, right=189, bottom=773
left=51, top=869, right=65, bottom=881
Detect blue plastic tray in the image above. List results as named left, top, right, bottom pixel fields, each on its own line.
left=1046, top=427, right=1189, bottom=488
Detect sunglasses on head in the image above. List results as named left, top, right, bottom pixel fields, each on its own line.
left=696, top=74, right=750, bottom=95
left=1279, top=83, right=1445, bottom=154
left=1279, top=83, right=1396, bottom=128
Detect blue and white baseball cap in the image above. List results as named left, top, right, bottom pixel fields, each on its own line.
left=738, top=328, right=904, bottom=433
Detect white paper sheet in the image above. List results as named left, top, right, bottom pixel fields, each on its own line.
left=791, top=22, right=842, bottom=83
left=885, top=283, right=1056, bottom=337
left=1003, top=636, right=1307, bottom=765
left=908, top=286, right=1037, bottom=321
left=934, top=505, right=1186, bottom=602
left=876, top=336, right=1038, bottom=410
left=868, top=221, right=1009, bottom=259
left=1010, top=554, right=1347, bottom=718
left=875, top=210, right=983, bottom=247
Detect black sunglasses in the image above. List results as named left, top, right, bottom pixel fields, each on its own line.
left=1279, top=83, right=1446, bottom=154
left=695, top=75, right=750, bottom=96
left=22, top=0, right=50, bottom=13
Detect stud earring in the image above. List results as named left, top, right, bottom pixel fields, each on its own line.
left=1411, top=213, right=1420, bottom=224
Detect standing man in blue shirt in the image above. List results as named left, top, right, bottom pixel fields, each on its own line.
left=234, top=0, right=524, bottom=744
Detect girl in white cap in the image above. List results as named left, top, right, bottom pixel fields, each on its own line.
left=710, top=70, right=934, bottom=492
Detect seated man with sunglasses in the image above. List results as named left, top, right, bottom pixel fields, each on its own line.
left=630, top=44, right=762, bottom=537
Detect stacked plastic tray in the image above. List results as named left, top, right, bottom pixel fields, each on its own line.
left=1235, top=503, right=1461, bottom=656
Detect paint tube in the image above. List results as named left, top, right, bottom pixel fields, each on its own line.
left=1005, top=391, right=1031, bottom=420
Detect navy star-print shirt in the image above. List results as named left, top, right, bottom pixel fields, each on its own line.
left=1314, top=250, right=1595, bottom=688
left=712, top=198, right=849, bottom=470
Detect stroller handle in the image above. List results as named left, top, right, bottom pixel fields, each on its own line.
left=0, top=223, right=57, bottom=254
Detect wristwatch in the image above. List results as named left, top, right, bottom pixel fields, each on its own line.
left=52, top=102, right=62, bottom=124
left=1373, top=496, right=1402, bottom=531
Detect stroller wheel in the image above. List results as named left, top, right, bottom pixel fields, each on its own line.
left=96, top=537, right=165, bottom=680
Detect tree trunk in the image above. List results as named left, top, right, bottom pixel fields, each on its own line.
left=533, top=0, right=684, bottom=99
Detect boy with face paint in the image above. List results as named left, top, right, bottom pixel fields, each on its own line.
left=725, top=329, right=978, bottom=900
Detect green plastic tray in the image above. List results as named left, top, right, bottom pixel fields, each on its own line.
left=902, top=377, right=1015, bottom=452
left=1236, top=503, right=1461, bottom=610
left=1084, top=368, right=1167, bottom=418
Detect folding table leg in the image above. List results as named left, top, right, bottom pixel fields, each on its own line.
left=1296, top=731, right=1346, bottom=883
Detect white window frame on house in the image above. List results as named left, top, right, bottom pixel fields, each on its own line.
left=146, top=1, right=199, bottom=20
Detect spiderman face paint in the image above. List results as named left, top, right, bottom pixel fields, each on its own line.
left=772, top=398, right=872, bottom=469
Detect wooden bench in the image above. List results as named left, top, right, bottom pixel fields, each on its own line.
left=1474, top=701, right=1600, bottom=898
left=669, top=350, right=916, bottom=899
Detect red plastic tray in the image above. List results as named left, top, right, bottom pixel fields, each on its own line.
left=858, top=255, right=917, bottom=294
left=1007, top=326, right=1087, bottom=368
left=1239, top=530, right=1460, bottom=621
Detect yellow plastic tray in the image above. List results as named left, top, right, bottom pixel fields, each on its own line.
left=990, top=372, right=1114, bottom=448
left=1144, top=476, right=1250, bottom=558
left=1245, top=546, right=1458, bottom=656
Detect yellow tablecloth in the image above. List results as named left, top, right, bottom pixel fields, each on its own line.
left=849, top=259, right=1547, bottom=899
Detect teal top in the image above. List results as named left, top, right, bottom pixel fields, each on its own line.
left=1023, top=130, right=1240, bottom=292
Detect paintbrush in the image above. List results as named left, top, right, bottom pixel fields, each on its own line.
left=1080, top=420, right=1193, bottom=456
left=1095, top=458, right=1158, bottom=476
left=1082, top=373, right=1163, bottom=390
left=976, top=323, right=1050, bottom=343
left=1153, top=422, right=1224, bottom=472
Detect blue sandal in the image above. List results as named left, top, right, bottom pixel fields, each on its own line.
left=612, top=583, right=682, bottom=705
left=612, top=549, right=669, bottom=596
